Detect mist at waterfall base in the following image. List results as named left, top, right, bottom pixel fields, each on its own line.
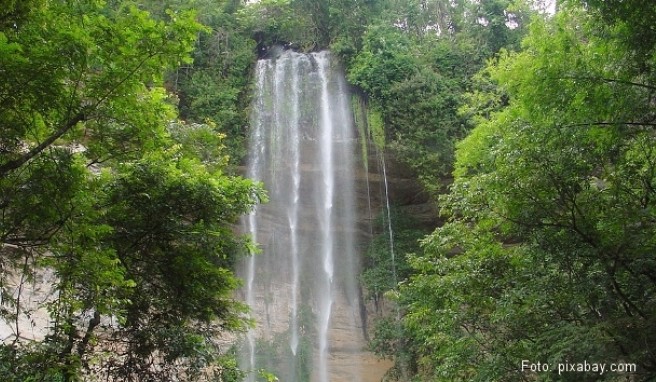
left=239, top=50, right=368, bottom=382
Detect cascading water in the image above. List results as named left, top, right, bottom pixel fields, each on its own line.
left=380, top=154, right=398, bottom=290
left=240, top=50, right=364, bottom=382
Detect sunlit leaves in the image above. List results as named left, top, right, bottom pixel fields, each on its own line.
left=398, top=3, right=656, bottom=381
left=0, top=1, right=263, bottom=380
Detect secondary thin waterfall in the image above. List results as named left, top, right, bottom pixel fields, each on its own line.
left=240, top=50, right=361, bottom=382
left=380, top=154, right=398, bottom=291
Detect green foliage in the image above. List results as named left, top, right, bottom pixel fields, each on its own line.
left=361, top=207, right=429, bottom=306
left=0, top=1, right=263, bottom=380
left=235, top=0, right=385, bottom=56
left=236, top=0, right=318, bottom=51
left=361, top=207, right=430, bottom=380
left=328, top=0, right=384, bottom=63
left=168, top=120, right=231, bottom=169
left=173, top=0, right=257, bottom=165
left=0, top=0, right=44, bottom=30
left=570, top=0, right=656, bottom=64
left=240, top=305, right=314, bottom=382
left=396, top=2, right=656, bottom=381
left=341, top=2, right=537, bottom=380
left=368, top=315, right=417, bottom=380
left=348, top=25, right=417, bottom=101
left=367, top=106, right=386, bottom=149
left=344, top=0, right=533, bottom=196
left=0, top=342, right=69, bottom=382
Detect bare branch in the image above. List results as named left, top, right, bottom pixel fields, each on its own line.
left=0, top=112, right=87, bottom=176
left=559, top=75, right=656, bottom=91
left=0, top=50, right=159, bottom=177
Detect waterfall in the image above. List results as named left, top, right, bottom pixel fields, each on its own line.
left=240, top=50, right=362, bottom=382
left=243, top=60, right=268, bottom=381
left=316, top=53, right=335, bottom=382
left=378, top=150, right=407, bottom=380
left=380, top=154, right=398, bottom=290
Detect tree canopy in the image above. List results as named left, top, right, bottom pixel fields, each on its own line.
left=388, top=1, right=656, bottom=381
left=0, top=1, right=263, bottom=380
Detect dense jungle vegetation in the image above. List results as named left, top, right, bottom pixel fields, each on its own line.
left=1, top=0, right=655, bottom=381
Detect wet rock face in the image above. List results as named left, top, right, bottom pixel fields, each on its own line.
left=318, top=289, right=394, bottom=382
left=360, top=149, right=438, bottom=231
left=238, top=142, right=434, bottom=382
